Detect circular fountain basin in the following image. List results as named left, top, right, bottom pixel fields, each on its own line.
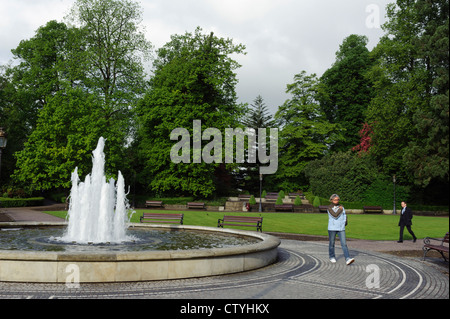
left=0, top=222, right=280, bottom=283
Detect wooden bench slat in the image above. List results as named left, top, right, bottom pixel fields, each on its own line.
left=363, top=206, right=383, bottom=213
left=187, top=202, right=205, bottom=209
left=145, top=201, right=164, bottom=208
left=238, top=195, right=252, bottom=201
left=275, top=204, right=294, bottom=212
left=140, top=213, right=184, bottom=225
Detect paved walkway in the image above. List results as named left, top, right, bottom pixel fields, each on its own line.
left=0, top=206, right=448, bottom=300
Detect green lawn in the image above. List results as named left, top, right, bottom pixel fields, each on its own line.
left=45, top=210, right=449, bottom=241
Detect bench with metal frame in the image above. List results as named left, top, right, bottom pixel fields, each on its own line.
left=140, top=213, right=184, bottom=225
left=217, top=215, right=263, bottom=232
left=423, top=232, right=449, bottom=262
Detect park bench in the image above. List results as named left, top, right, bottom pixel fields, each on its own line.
left=422, top=232, right=449, bottom=262
left=319, top=205, right=329, bottom=213
left=289, top=192, right=304, bottom=199
left=187, top=202, right=205, bottom=210
left=145, top=200, right=163, bottom=208
left=265, top=194, right=279, bottom=202
left=140, top=213, right=184, bottom=225
left=238, top=194, right=252, bottom=201
left=363, top=206, right=383, bottom=214
left=217, top=215, right=263, bottom=232
left=275, top=204, right=294, bottom=212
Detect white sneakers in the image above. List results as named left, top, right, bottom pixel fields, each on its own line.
left=346, top=258, right=355, bottom=265
left=330, top=257, right=355, bottom=265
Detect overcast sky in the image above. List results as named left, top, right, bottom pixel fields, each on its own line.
left=0, top=0, right=393, bottom=114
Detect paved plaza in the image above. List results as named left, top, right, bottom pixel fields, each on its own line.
left=0, top=207, right=448, bottom=300
left=0, top=239, right=447, bottom=299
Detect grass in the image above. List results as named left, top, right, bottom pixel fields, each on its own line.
left=44, top=210, right=449, bottom=241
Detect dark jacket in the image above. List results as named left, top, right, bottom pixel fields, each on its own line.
left=398, top=206, right=413, bottom=226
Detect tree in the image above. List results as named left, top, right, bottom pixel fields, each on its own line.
left=352, top=122, right=374, bottom=154
left=239, top=95, right=276, bottom=194
left=1, top=21, right=79, bottom=186
left=11, top=0, right=151, bottom=191
left=402, top=0, right=449, bottom=187
left=66, top=0, right=152, bottom=111
left=12, top=89, right=126, bottom=190
left=136, top=27, right=246, bottom=197
left=319, top=35, right=374, bottom=152
left=274, top=71, right=344, bottom=191
left=242, top=95, right=275, bottom=129
left=366, top=0, right=449, bottom=189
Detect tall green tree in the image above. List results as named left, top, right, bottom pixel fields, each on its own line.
left=1, top=21, right=79, bottom=186
left=12, top=89, right=125, bottom=190
left=11, top=0, right=151, bottom=191
left=366, top=0, right=449, bottom=189
left=136, top=27, right=246, bottom=197
left=239, top=95, right=276, bottom=194
left=402, top=0, right=449, bottom=187
left=274, top=71, right=344, bottom=191
left=319, top=34, right=374, bottom=152
left=66, top=0, right=152, bottom=137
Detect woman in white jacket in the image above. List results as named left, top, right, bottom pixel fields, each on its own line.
left=327, top=194, right=355, bottom=265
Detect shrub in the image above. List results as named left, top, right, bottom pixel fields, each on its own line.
left=294, top=195, right=303, bottom=206
left=313, top=196, right=321, bottom=207
left=249, top=195, right=256, bottom=205
left=276, top=195, right=283, bottom=205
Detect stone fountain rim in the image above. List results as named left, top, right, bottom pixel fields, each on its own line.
left=0, top=222, right=281, bottom=262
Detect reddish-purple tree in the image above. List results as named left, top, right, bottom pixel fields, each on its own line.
left=352, top=122, right=373, bottom=154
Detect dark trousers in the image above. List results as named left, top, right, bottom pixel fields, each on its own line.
left=399, top=225, right=416, bottom=241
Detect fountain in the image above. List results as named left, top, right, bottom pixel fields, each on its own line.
left=0, top=138, right=280, bottom=283
left=61, top=137, right=131, bottom=244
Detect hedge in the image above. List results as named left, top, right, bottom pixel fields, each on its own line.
left=0, top=197, right=45, bottom=208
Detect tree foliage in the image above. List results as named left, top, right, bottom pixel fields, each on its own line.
left=274, top=71, right=343, bottom=192
left=12, top=89, right=126, bottom=190
left=239, top=95, right=276, bottom=194
left=9, top=0, right=151, bottom=191
left=367, top=0, right=449, bottom=187
left=318, top=34, right=374, bottom=151
left=136, top=27, right=246, bottom=197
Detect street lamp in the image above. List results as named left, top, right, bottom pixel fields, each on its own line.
left=0, top=127, right=7, bottom=182
left=259, top=173, right=263, bottom=212
left=393, top=174, right=396, bottom=215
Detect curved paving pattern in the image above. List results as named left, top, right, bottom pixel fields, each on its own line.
left=0, top=240, right=447, bottom=299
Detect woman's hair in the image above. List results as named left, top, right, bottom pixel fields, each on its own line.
left=329, top=194, right=340, bottom=201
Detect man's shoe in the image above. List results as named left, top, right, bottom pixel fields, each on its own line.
left=346, top=258, right=355, bottom=265
left=397, top=241, right=403, bottom=243
left=413, top=238, right=417, bottom=243
left=330, top=258, right=336, bottom=263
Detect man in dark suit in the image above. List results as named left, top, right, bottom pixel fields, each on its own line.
left=398, top=201, right=417, bottom=243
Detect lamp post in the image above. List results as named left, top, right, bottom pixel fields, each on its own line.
left=0, top=127, right=7, bottom=183
left=259, top=173, right=263, bottom=212
left=393, top=174, right=396, bottom=215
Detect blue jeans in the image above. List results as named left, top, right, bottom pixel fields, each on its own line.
left=328, top=230, right=351, bottom=260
